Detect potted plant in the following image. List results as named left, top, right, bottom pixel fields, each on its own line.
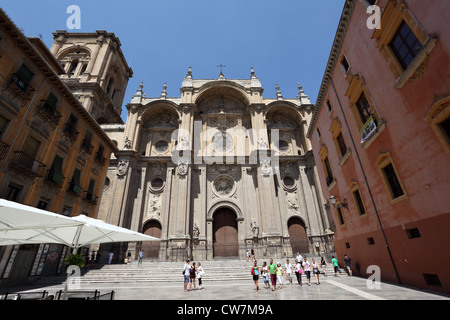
left=65, top=253, right=85, bottom=268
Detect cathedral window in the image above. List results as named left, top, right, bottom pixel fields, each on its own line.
left=68, top=59, right=78, bottom=77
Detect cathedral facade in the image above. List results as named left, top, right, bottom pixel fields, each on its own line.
left=98, top=68, right=335, bottom=262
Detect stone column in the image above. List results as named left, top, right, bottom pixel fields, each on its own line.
left=167, top=105, right=193, bottom=261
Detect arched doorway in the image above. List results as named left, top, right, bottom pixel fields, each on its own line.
left=288, top=217, right=309, bottom=254
left=213, top=208, right=239, bottom=258
left=141, top=220, right=162, bottom=260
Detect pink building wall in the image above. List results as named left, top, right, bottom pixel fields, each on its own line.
left=310, top=0, right=450, bottom=292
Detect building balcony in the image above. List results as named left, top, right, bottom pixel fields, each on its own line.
left=94, top=151, right=106, bottom=166
left=62, top=124, right=79, bottom=142
left=67, top=181, right=82, bottom=196
left=83, top=191, right=98, bottom=205
left=8, top=73, right=35, bottom=100
left=0, top=141, right=10, bottom=160
left=45, top=169, right=65, bottom=188
left=37, top=101, right=62, bottom=126
left=9, top=151, right=47, bottom=178
left=80, top=139, right=94, bottom=155
left=360, top=115, right=377, bottom=144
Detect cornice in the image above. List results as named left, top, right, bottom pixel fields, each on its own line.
left=306, top=0, right=356, bottom=139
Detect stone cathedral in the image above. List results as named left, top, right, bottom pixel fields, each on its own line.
left=97, top=67, right=335, bottom=262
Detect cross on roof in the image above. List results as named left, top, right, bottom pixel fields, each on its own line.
left=217, top=63, right=226, bottom=75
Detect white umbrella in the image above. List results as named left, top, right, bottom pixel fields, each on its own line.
left=68, top=214, right=159, bottom=252
left=0, top=199, right=159, bottom=299
left=61, top=214, right=159, bottom=300
left=0, top=199, right=84, bottom=246
left=0, top=199, right=159, bottom=248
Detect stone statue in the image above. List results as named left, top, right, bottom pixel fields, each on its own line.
left=193, top=223, right=200, bottom=238
left=251, top=221, right=259, bottom=238
left=124, top=137, right=132, bottom=149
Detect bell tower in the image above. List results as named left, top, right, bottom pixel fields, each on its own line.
left=50, top=30, right=133, bottom=124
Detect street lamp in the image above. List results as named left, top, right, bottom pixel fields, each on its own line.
left=329, top=195, right=348, bottom=210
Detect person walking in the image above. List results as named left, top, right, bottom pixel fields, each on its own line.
left=276, top=263, right=285, bottom=289
left=331, top=256, right=340, bottom=276
left=189, top=261, right=197, bottom=291
left=294, top=259, right=303, bottom=286
left=108, top=251, right=114, bottom=264
left=296, top=252, right=303, bottom=268
left=183, top=259, right=191, bottom=292
left=343, top=254, right=353, bottom=276
left=268, top=259, right=277, bottom=291
left=285, top=259, right=293, bottom=285
left=251, top=248, right=255, bottom=261
left=261, top=261, right=270, bottom=289
left=312, top=258, right=321, bottom=285
left=251, top=261, right=260, bottom=291
left=197, top=262, right=204, bottom=290
left=95, top=251, right=101, bottom=264
left=303, top=257, right=311, bottom=286
left=246, top=250, right=250, bottom=262
left=320, top=256, right=327, bottom=277
left=138, top=250, right=144, bottom=265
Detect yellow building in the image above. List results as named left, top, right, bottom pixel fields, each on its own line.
left=0, top=9, right=130, bottom=285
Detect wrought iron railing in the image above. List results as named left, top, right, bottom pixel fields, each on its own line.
left=9, top=151, right=46, bottom=177
left=37, top=101, right=62, bottom=125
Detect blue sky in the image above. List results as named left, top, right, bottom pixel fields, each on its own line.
left=1, top=0, right=345, bottom=121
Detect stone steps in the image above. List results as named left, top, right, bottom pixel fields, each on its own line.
left=33, top=257, right=347, bottom=285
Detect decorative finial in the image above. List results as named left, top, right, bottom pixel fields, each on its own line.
left=250, top=67, right=256, bottom=79
left=186, top=66, right=192, bottom=79
left=297, top=82, right=310, bottom=105
left=276, top=84, right=283, bottom=100
left=160, top=82, right=167, bottom=99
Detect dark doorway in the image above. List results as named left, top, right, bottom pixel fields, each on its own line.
left=141, top=220, right=162, bottom=260
left=288, top=217, right=309, bottom=254
left=213, top=208, right=239, bottom=258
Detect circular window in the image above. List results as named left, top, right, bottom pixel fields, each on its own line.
left=150, top=178, right=164, bottom=192
left=277, top=140, right=290, bottom=152
left=283, top=176, right=295, bottom=188
left=213, top=175, right=235, bottom=197
left=155, top=140, right=169, bottom=153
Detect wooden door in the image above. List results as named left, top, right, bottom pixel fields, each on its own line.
left=288, top=217, right=309, bottom=254
left=213, top=208, right=239, bottom=257
left=141, top=221, right=162, bottom=259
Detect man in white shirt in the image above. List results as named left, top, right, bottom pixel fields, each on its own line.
left=296, top=252, right=303, bottom=267
left=285, top=259, right=293, bottom=285
left=183, top=260, right=191, bottom=292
